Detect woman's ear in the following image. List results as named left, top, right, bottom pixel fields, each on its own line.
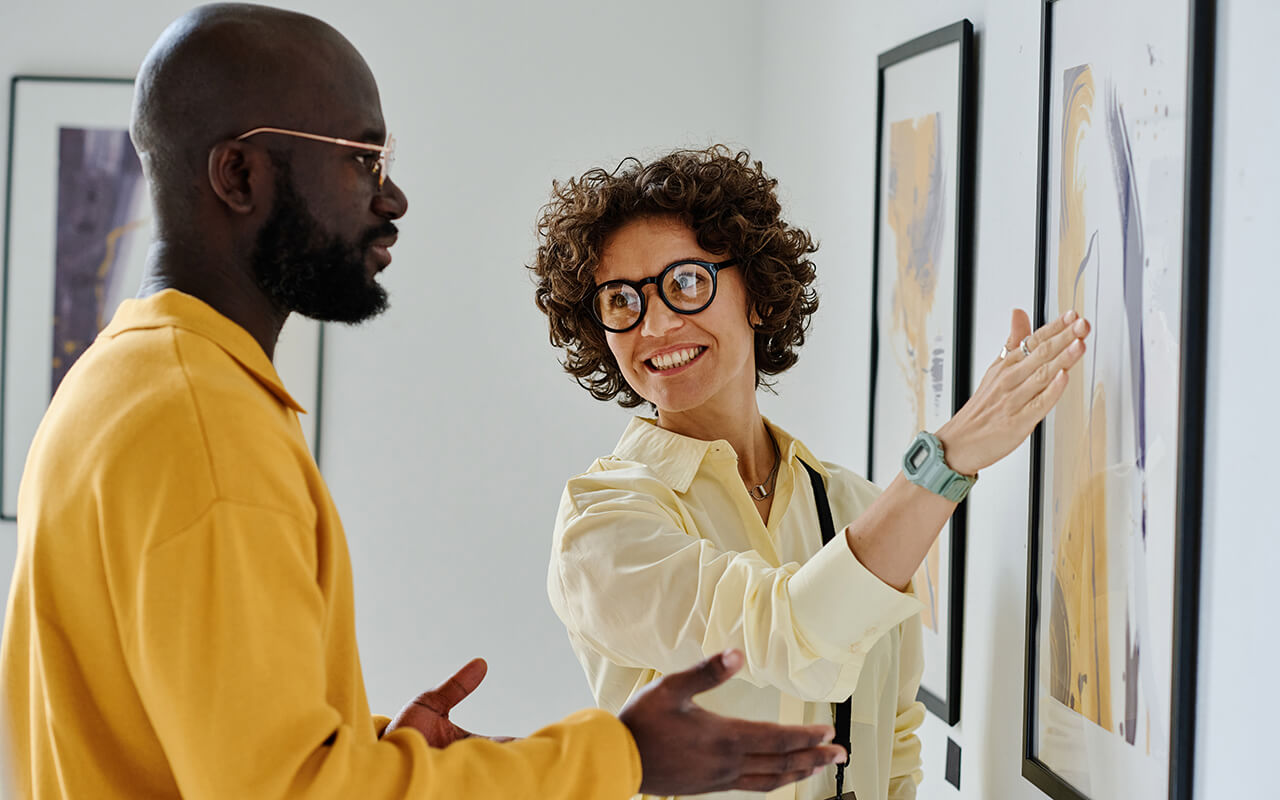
left=749, top=305, right=764, bottom=328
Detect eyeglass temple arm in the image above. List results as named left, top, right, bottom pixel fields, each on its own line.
left=234, top=127, right=389, bottom=153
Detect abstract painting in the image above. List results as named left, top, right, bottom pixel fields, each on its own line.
left=51, top=126, right=149, bottom=395
left=868, top=20, right=975, bottom=726
left=1022, top=2, right=1215, bottom=799
left=2, top=77, right=326, bottom=519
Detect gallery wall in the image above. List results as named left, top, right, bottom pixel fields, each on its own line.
left=0, top=1, right=1275, bottom=798
left=1193, top=0, right=1280, bottom=795
left=750, top=1, right=1280, bottom=799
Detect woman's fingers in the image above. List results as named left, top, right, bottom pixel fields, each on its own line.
left=1006, top=308, right=1032, bottom=348
left=1008, top=333, right=1087, bottom=411
left=1006, top=312, right=1088, bottom=378
left=991, top=308, right=1034, bottom=368
left=946, top=307, right=1091, bottom=475
left=994, top=308, right=1075, bottom=369
left=1019, top=309, right=1076, bottom=356
left=1004, top=314, right=1089, bottom=413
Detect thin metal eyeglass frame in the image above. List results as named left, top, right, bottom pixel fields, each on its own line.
left=234, top=126, right=395, bottom=187
left=590, top=258, right=739, bottom=333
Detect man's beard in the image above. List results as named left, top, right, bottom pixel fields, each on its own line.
left=251, top=159, right=394, bottom=323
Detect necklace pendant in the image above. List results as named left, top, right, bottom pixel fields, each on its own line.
left=748, top=483, right=770, bottom=501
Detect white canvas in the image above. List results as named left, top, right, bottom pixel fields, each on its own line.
left=1031, top=1, right=1188, bottom=796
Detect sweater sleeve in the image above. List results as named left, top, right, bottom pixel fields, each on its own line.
left=126, top=500, right=641, bottom=800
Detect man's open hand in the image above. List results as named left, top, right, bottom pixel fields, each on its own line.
left=384, top=657, right=512, bottom=747
left=619, top=650, right=846, bottom=796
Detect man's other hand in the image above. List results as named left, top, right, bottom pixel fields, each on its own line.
left=619, top=650, right=846, bottom=795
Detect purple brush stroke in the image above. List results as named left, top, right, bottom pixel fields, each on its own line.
left=1107, top=84, right=1146, bottom=749
left=53, top=127, right=144, bottom=394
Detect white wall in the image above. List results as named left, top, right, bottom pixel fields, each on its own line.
left=0, top=0, right=759, bottom=736
left=753, top=1, right=1280, bottom=799
left=1, top=0, right=1275, bottom=797
left=1196, top=0, right=1280, bottom=796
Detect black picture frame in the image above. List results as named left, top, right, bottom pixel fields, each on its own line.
left=1021, top=1, right=1214, bottom=798
left=866, top=19, right=977, bottom=726
left=1, top=75, right=327, bottom=519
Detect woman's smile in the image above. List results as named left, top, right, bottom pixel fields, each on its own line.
left=644, top=346, right=707, bottom=373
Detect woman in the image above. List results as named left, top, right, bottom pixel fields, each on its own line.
left=531, top=146, right=1088, bottom=800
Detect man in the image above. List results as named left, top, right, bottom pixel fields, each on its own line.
left=0, top=4, right=846, bottom=798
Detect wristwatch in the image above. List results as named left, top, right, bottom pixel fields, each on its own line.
left=901, top=431, right=976, bottom=502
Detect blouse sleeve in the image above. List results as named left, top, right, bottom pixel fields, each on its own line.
left=548, top=468, right=922, bottom=703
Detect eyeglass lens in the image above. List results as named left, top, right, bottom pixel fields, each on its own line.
left=594, top=262, right=717, bottom=331
left=374, top=135, right=396, bottom=186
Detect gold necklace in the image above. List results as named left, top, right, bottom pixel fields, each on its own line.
left=747, top=429, right=782, bottom=501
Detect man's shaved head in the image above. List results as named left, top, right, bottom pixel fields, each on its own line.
left=131, top=3, right=381, bottom=226
left=127, top=3, right=405, bottom=337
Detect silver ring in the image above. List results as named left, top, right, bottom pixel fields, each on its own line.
left=999, top=345, right=1010, bottom=360
left=1020, top=336, right=1033, bottom=357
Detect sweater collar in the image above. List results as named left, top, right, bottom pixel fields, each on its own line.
left=100, top=289, right=306, bottom=412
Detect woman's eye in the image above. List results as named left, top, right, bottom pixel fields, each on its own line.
left=673, top=272, right=705, bottom=292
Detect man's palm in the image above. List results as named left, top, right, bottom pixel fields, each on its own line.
left=384, top=658, right=488, bottom=747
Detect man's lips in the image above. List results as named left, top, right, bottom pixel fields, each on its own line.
left=368, top=234, right=397, bottom=270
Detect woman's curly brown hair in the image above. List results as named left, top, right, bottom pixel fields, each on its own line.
left=530, top=145, right=820, bottom=409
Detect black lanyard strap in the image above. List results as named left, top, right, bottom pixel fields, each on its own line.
left=799, top=459, right=853, bottom=800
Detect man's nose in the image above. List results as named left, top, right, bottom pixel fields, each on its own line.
left=373, top=176, right=408, bottom=219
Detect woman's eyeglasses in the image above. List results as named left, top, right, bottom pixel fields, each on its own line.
left=234, top=126, right=396, bottom=187
left=590, top=258, right=738, bottom=333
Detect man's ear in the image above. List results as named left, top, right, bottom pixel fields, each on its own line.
left=207, top=141, right=261, bottom=214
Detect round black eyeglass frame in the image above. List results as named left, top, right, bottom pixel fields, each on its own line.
left=589, top=258, right=739, bottom=333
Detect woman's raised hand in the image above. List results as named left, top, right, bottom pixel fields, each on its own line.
left=935, top=308, right=1090, bottom=476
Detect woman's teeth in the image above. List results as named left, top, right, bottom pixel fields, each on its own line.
left=649, top=347, right=703, bottom=371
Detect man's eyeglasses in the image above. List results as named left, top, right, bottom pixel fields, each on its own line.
left=590, top=258, right=739, bottom=333
left=234, top=126, right=396, bottom=188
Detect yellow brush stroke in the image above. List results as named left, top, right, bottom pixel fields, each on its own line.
left=887, top=113, right=943, bottom=631
left=1048, top=64, right=1113, bottom=733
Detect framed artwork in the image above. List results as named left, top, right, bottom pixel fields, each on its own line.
left=1, top=76, right=326, bottom=520
left=1021, top=1, right=1215, bottom=799
left=867, top=20, right=976, bottom=726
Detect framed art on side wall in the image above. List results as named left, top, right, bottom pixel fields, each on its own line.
left=867, top=19, right=976, bottom=726
left=1021, top=1, right=1215, bottom=798
left=1, top=76, right=326, bottom=520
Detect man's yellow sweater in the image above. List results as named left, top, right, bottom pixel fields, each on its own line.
left=0, top=289, right=640, bottom=798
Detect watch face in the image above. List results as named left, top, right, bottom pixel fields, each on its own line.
left=909, top=442, right=930, bottom=471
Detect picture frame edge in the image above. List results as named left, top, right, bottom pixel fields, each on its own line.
left=1021, top=0, right=1215, bottom=797
left=1167, top=0, right=1217, bottom=798
left=869, top=18, right=976, bottom=727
